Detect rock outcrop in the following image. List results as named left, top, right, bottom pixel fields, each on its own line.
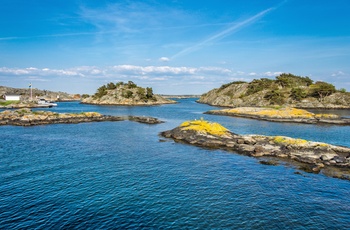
left=0, top=109, right=163, bottom=126
left=81, top=81, right=176, bottom=106
left=198, top=74, right=350, bottom=109
left=160, top=119, right=350, bottom=180
left=205, top=107, right=350, bottom=125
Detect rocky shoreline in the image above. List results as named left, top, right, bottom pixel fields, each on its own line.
left=205, top=107, right=350, bottom=125
left=160, top=120, right=350, bottom=180
left=0, top=109, right=163, bottom=126
left=0, top=103, right=56, bottom=109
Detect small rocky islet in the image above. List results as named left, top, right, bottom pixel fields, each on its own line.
left=160, top=119, right=350, bottom=180
left=0, top=108, right=163, bottom=126
left=205, top=107, right=350, bottom=125
left=81, top=81, right=176, bottom=106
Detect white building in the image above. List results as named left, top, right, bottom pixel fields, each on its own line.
left=4, top=95, right=21, bottom=101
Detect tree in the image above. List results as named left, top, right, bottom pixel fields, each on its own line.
left=94, top=85, right=107, bottom=98
left=290, top=87, right=308, bottom=101
left=309, top=81, right=336, bottom=102
left=146, top=87, right=153, bottom=98
left=106, top=82, right=116, bottom=90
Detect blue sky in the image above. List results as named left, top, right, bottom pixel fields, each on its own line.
left=1, top=0, right=350, bottom=94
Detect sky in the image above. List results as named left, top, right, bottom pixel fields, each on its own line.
left=1, top=0, right=350, bottom=95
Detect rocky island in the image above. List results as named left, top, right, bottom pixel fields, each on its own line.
left=81, top=81, right=176, bottom=106
left=205, top=107, right=350, bottom=125
left=198, top=73, right=350, bottom=109
left=0, top=108, right=163, bottom=126
left=160, top=119, right=350, bottom=180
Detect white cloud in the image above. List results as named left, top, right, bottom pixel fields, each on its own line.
left=331, top=71, right=345, bottom=77
left=159, top=57, right=170, bottom=62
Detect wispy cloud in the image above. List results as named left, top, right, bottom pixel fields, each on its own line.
left=170, top=3, right=284, bottom=60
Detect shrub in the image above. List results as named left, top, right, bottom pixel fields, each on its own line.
left=246, top=78, right=274, bottom=95
left=106, top=82, right=116, bottom=90
left=276, top=73, right=313, bottom=88
left=290, top=87, right=308, bottom=101
left=123, top=90, right=133, bottom=98
left=264, top=89, right=285, bottom=105
left=93, top=85, right=107, bottom=98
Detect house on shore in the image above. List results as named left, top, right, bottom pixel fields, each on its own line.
left=4, top=95, right=21, bottom=101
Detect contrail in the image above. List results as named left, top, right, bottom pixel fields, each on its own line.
left=171, top=5, right=281, bottom=60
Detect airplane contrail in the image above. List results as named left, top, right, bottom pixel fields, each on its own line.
left=171, top=5, right=280, bottom=60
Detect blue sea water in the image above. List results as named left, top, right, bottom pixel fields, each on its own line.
left=0, top=99, right=349, bottom=229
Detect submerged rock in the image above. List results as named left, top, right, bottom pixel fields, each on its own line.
left=160, top=119, right=350, bottom=180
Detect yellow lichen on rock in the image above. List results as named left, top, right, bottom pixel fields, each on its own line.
left=273, top=136, right=309, bottom=146
left=180, top=119, right=229, bottom=136
left=83, top=112, right=102, bottom=117
left=314, top=113, right=339, bottom=119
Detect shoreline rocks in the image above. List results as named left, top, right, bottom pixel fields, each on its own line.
left=0, top=109, right=163, bottom=126
left=160, top=119, right=350, bottom=180
left=205, top=107, right=350, bottom=125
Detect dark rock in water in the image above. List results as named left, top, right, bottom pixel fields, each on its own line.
left=259, top=160, right=279, bottom=166
left=128, top=116, right=164, bottom=124
left=160, top=119, right=350, bottom=180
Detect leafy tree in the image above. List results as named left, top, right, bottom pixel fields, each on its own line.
left=246, top=78, right=274, bottom=95
left=127, top=81, right=137, bottom=89
left=106, top=82, right=116, bottom=90
left=264, top=89, right=285, bottom=105
left=81, top=94, right=90, bottom=99
left=276, top=73, right=313, bottom=88
left=290, top=87, right=308, bottom=101
left=309, top=81, right=336, bottom=101
left=146, top=87, right=154, bottom=99
left=94, top=85, right=107, bottom=98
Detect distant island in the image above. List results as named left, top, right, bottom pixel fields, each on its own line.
left=161, top=119, right=350, bottom=180
left=198, top=73, right=350, bottom=109
left=81, top=81, right=177, bottom=106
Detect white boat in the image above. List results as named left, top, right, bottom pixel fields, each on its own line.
left=37, top=98, right=58, bottom=107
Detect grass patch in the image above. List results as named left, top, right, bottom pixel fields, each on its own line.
left=0, top=100, right=20, bottom=106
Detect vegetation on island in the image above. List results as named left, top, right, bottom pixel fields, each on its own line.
left=93, top=81, right=155, bottom=101
left=82, top=81, right=176, bottom=105
left=199, top=73, right=350, bottom=108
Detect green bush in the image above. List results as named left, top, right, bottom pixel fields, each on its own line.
left=276, top=73, right=313, bottom=88
left=123, top=90, right=133, bottom=98
left=290, top=87, right=308, bottom=101
left=264, top=90, right=285, bottom=105
left=93, top=85, right=107, bottom=98
left=106, top=82, right=116, bottom=90
left=246, top=78, right=274, bottom=95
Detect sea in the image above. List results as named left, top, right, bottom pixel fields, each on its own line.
left=0, top=98, right=349, bottom=229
